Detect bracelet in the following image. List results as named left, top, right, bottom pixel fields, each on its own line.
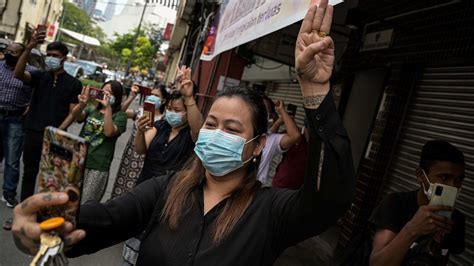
left=185, top=101, right=196, bottom=107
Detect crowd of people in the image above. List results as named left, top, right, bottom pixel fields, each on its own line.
left=0, top=0, right=467, bottom=265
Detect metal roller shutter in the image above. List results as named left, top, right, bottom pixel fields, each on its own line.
left=264, top=82, right=306, bottom=185
left=382, top=66, right=474, bottom=265
left=266, top=82, right=306, bottom=127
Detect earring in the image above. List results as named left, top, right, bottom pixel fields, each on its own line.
left=253, top=157, right=257, bottom=163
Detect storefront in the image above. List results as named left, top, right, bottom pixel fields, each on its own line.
left=336, top=1, right=474, bottom=264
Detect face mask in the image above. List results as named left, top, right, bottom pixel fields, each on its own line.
left=421, top=169, right=435, bottom=200
left=165, top=110, right=186, bottom=128
left=146, top=95, right=161, bottom=109
left=45, top=56, right=62, bottom=71
left=194, top=129, right=259, bottom=176
left=4, top=53, right=19, bottom=67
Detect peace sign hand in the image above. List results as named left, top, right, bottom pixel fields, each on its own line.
left=180, top=66, right=194, bottom=98
left=295, top=0, right=335, bottom=85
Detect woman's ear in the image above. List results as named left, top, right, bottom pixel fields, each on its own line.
left=253, top=135, right=267, bottom=157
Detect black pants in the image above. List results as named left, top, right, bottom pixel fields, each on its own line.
left=20, top=130, right=43, bottom=201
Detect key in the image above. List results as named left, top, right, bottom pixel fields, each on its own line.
left=30, top=217, right=66, bottom=266
left=30, top=233, right=61, bottom=266
left=30, top=234, right=50, bottom=266
left=54, top=249, right=69, bottom=266
left=38, top=239, right=61, bottom=266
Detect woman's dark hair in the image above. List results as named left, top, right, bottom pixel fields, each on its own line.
left=161, top=86, right=267, bottom=244
left=166, top=90, right=185, bottom=110
left=46, top=42, right=69, bottom=56
left=262, top=95, right=276, bottom=115
left=217, top=86, right=268, bottom=138
left=96, top=80, right=123, bottom=113
left=155, top=86, right=169, bottom=114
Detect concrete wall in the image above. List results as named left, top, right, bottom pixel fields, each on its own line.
left=15, top=0, right=63, bottom=46
left=0, top=0, right=22, bottom=38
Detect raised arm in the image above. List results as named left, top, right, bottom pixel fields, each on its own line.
left=271, top=0, right=356, bottom=250
left=180, top=67, right=203, bottom=142
left=100, top=92, right=121, bottom=137
left=121, top=85, right=139, bottom=112
left=14, top=28, right=45, bottom=82
left=71, top=87, right=89, bottom=122
left=274, top=100, right=301, bottom=150
left=134, top=115, right=158, bottom=154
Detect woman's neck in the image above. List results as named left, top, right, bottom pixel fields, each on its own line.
left=171, top=122, right=187, bottom=133
left=204, top=167, right=248, bottom=198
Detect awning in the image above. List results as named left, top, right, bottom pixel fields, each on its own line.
left=59, top=28, right=101, bottom=47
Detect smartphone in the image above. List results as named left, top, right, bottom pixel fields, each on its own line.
left=136, top=84, right=152, bottom=96
left=429, top=184, right=458, bottom=218
left=89, top=87, right=104, bottom=100
left=36, top=127, right=88, bottom=227
left=37, top=25, right=48, bottom=44
left=143, top=101, right=155, bottom=127
left=287, top=103, right=297, bottom=117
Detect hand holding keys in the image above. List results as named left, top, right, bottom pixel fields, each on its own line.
left=30, top=217, right=68, bottom=266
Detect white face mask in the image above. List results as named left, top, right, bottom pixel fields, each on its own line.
left=421, top=169, right=461, bottom=201
left=421, top=169, right=434, bottom=200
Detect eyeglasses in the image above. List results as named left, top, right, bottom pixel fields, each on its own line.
left=3, top=50, right=21, bottom=56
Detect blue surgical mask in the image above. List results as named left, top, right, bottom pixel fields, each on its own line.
left=194, top=129, right=259, bottom=176
left=45, top=56, right=62, bottom=71
left=146, top=95, right=161, bottom=109
left=165, top=110, right=186, bottom=128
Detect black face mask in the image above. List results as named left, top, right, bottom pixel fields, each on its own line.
left=4, top=53, right=19, bottom=67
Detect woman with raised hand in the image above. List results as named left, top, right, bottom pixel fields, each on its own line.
left=12, top=1, right=355, bottom=264
left=112, top=85, right=169, bottom=199
left=133, top=66, right=202, bottom=184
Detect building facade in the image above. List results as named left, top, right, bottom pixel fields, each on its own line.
left=0, top=0, right=62, bottom=46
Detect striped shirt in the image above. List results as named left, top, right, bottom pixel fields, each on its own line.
left=0, top=61, right=36, bottom=111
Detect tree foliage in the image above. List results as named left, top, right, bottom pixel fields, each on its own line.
left=109, top=23, right=163, bottom=69
left=59, top=1, right=106, bottom=43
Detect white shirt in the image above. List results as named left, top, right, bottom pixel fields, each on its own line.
left=257, top=132, right=285, bottom=183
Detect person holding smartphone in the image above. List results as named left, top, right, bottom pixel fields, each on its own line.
left=13, top=29, right=82, bottom=202
left=370, top=140, right=466, bottom=265
left=71, top=81, right=127, bottom=203
left=258, top=98, right=301, bottom=186
left=133, top=66, right=202, bottom=184
left=111, top=86, right=169, bottom=199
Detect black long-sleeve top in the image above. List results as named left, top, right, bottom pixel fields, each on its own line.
left=67, top=91, right=356, bottom=265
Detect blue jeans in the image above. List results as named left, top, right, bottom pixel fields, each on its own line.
left=0, top=115, right=24, bottom=198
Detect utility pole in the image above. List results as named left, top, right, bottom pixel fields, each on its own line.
left=125, top=0, right=148, bottom=76
left=56, top=1, right=67, bottom=41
